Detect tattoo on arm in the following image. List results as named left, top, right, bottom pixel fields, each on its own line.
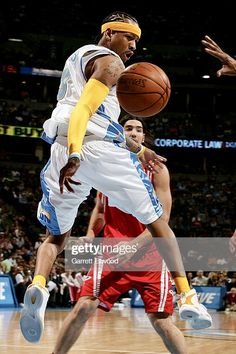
left=104, top=60, right=124, bottom=79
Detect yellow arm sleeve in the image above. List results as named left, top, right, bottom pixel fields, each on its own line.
left=68, top=78, right=109, bottom=156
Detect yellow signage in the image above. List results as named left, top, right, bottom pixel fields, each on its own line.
left=0, top=124, right=43, bottom=138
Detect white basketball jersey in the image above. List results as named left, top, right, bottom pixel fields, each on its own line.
left=42, top=44, right=124, bottom=145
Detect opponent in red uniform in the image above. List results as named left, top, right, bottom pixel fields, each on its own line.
left=52, top=116, right=188, bottom=354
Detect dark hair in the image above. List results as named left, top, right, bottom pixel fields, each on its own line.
left=94, top=11, right=139, bottom=42
left=102, top=11, right=139, bottom=26
left=119, top=114, right=147, bottom=131
left=119, top=114, right=154, bottom=148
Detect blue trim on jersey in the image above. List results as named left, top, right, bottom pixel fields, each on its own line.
left=129, top=152, right=163, bottom=218
left=41, top=131, right=56, bottom=145
left=97, top=103, right=105, bottom=113
left=105, top=124, right=125, bottom=143
left=37, top=159, right=61, bottom=235
left=96, top=108, right=125, bottom=143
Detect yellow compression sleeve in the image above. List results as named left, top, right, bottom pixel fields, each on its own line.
left=68, top=78, right=110, bottom=156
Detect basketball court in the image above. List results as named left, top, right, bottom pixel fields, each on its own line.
left=0, top=307, right=235, bottom=353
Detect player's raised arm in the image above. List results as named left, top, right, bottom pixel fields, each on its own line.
left=86, top=192, right=105, bottom=238
left=201, top=35, right=236, bottom=77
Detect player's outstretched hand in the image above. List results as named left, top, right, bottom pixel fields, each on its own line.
left=139, top=147, right=167, bottom=173
left=59, top=157, right=81, bottom=194
left=201, top=35, right=236, bottom=77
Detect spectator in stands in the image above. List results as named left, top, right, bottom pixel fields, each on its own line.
left=0, top=253, right=12, bottom=273
left=226, top=288, right=236, bottom=311
left=192, top=270, right=208, bottom=286
left=207, top=272, right=219, bottom=286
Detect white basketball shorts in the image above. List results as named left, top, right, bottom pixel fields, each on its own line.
left=37, top=138, right=163, bottom=235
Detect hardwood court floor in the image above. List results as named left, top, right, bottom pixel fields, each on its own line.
left=0, top=307, right=235, bottom=353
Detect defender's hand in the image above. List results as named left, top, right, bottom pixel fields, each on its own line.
left=59, top=157, right=81, bottom=194
left=139, top=147, right=167, bottom=173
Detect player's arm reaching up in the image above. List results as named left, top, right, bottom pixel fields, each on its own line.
left=152, top=165, right=172, bottom=223
left=202, top=35, right=236, bottom=76
left=86, top=192, right=105, bottom=238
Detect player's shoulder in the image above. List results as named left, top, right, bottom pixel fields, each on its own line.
left=80, top=44, right=119, bottom=58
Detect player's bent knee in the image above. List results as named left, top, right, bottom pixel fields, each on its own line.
left=73, top=297, right=99, bottom=322
left=148, top=312, right=171, bottom=332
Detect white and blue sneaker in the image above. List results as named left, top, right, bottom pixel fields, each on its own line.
left=190, top=303, right=212, bottom=329
left=177, top=288, right=212, bottom=329
left=20, top=283, right=49, bottom=343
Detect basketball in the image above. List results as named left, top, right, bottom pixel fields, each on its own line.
left=116, top=62, right=171, bottom=117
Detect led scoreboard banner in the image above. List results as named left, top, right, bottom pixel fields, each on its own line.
left=155, top=138, right=236, bottom=149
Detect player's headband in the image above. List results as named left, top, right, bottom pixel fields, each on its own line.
left=101, top=21, right=141, bottom=39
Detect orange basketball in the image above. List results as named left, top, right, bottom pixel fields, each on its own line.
left=116, top=62, right=171, bottom=117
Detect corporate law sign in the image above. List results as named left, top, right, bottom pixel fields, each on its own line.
left=1, top=124, right=236, bottom=149
left=155, top=138, right=236, bottom=149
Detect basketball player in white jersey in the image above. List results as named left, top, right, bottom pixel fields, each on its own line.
left=20, top=11, right=211, bottom=343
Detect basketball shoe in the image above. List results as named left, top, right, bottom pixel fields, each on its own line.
left=190, top=303, right=212, bottom=329
left=177, top=288, right=212, bottom=329
left=20, top=283, right=49, bottom=343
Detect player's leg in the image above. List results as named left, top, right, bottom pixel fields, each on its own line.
left=52, top=296, right=100, bottom=354
left=52, top=270, right=127, bottom=353
left=20, top=142, right=92, bottom=343
left=146, top=220, right=212, bottom=328
left=148, top=313, right=188, bottom=354
left=133, top=269, right=187, bottom=353
left=20, top=230, right=71, bottom=343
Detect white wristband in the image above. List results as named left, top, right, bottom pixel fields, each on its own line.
left=69, top=152, right=81, bottom=160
